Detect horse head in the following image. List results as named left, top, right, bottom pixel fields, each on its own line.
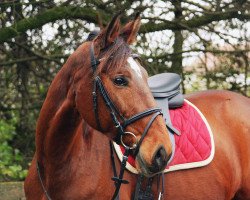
left=72, top=14, right=172, bottom=177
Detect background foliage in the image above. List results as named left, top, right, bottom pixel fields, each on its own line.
left=0, top=0, right=249, bottom=181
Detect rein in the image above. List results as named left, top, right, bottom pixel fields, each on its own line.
left=36, top=42, right=165, bottom=200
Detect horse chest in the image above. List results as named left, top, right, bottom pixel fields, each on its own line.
left=49, top=147, right=115, bottom=199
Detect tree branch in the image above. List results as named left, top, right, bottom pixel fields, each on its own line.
left=9, top=41, right=62, bottom=64
left=0, top=54, right=68, bottom=66
left=143, top=48, right=250, bottom=60
left=140, top=10, right=250, bottom=33
left=0, top=4, right=249, bottom=43
left=0, top=6, right=109, bottom=43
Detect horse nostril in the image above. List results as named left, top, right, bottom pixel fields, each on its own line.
left=150, top=146, right=169, bottom=174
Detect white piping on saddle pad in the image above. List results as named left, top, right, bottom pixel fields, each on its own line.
left=113, top=99, right=215, bottom=174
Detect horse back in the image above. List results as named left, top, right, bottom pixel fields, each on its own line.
left=186, top=90, right=250, bottom=200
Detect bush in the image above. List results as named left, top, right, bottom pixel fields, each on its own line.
left=0, top=119, right=28, bottom=181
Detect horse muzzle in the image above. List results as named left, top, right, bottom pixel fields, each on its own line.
left=136, top=146, right=171, bottom=177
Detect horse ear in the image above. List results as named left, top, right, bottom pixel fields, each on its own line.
left=96, top=13, right=120, bottom=48
left=105, top=13, right=121, bottom=46
left=120, top=13, right=141, bottom=44
left=94, top=13, right=121, bottom=49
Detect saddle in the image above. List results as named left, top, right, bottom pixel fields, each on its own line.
left=148, top=73, right=184, bottom=135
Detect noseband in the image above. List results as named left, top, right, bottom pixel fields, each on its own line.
left=90, top=42, right=164, bottom=199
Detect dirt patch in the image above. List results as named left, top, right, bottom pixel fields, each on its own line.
left=0, top=182, right=25, bottom=200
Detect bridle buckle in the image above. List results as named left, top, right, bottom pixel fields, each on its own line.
left=115, top=122, right=121, bottom=128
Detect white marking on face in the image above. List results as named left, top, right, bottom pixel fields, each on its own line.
left=127, top=57, right=143, bottom=79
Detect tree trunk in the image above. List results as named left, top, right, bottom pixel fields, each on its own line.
left=243, top=53, right=249, bottom=95
left=171, top=0, right=185, bottom=93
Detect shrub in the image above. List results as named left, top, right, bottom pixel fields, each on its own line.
left=0, top=119, right=28, bottom=181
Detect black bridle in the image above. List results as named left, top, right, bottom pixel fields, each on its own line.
left=37, top=42, right=165, bottom=200
left=90, top=42, right=162, bottom=148
left=89, top=42, right=164, bottom=199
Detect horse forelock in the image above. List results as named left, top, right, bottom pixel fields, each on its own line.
left=96, top=37, right=132, bottom=74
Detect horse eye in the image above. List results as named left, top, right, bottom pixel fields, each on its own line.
left=113, top=76, right=128, bottom=86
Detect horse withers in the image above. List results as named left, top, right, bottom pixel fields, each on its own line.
left=24, top=14, right=173, bottom=199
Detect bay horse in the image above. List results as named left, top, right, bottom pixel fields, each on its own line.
left=24, top=14, right=250, bottom=200
left=24, top=14, right=173, bottom=200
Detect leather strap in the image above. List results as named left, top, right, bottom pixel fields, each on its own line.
left=133, top=111, right=162, bottom=156
left=36, top=162, right=52, bottom=200
left=123, top=108, right=162, bottom=128
left=90, top=43, right=100, bottom=72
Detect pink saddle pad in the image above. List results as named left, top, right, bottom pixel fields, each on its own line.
left=113, top=100, right=215, bottom=173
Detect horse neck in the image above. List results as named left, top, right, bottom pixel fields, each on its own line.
left=35, top=52, right=92, bottom=164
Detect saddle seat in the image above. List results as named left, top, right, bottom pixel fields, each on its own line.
left=148, top=73, right=184, bottom=108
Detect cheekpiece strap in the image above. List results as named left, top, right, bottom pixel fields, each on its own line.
left=133, top=111, right=162, bottom=156
left=90, top=43, right=100, bottom=72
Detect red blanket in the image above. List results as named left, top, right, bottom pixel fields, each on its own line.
left=114, top=100, right=215, bottom=173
